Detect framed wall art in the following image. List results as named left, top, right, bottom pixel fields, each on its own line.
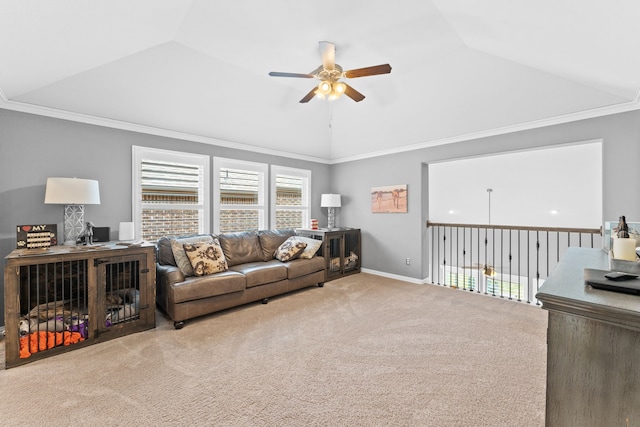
left=371, top=184, right=407, bottom=213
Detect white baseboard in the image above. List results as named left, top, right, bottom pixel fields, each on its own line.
left=361, top=268, right=429, bottom=285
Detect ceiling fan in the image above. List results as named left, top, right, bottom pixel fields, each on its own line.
left=268, top=41, right=392, bottom=103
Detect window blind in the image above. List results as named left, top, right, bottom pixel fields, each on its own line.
left=275, top=174, right=303, bottom=206
left=219, top=168, right=259, bottom=205
left=141, top=161, right=201, bottom=204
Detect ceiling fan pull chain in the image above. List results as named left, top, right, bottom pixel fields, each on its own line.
left=329, top=103, right=333, bottom=129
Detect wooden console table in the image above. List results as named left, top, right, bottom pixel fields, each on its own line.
left=4, top=243, right=156, bottom=368
left=536, top=247, right=640, bottom=426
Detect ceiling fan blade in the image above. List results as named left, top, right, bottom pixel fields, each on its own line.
left=319, top=41, right=335, bottom=70
left=343, top=83, right=365, bottom=102
left=308, top=65, right=323, bottom=76
left=299, top=87, right=317, bottom=103
left=344, top=64, right=392, bottom=78
left=268, top=71, right=315, bottom=78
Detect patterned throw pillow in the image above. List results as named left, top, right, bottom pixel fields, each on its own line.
left=170, top=235, right=215, bottom=276
left=274, top=236, right=307, bottom=262
left=183, top=239, right=229, bottom=277
left=295, top=236, right=323, bottom=259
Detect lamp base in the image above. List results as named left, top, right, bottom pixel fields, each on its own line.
left=63, top=204, right=85, bottom=245
left=327, top=207, right=336, bottom=229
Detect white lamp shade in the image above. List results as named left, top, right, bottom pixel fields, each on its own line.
left=44, top=177, right=101, bottom=205
left=321, top=193, right=341, bottom=208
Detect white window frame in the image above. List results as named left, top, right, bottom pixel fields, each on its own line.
left=213, top=157, right=268, bottom=234
left=270, top=165, right=311, bottom=230
left=132, top=146, right=210, bottom=240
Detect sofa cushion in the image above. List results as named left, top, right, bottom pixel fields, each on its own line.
left=275, top=236, right=307, bottom=262
left=171, top=235, right=216, bottom=276
left=295, top=236, right=323, bottom=259
left=184, top=239, right=228, bottom=276
left=283, top=256, right=325, bottom=279
left=229, top=260, right=287, bottom=288
left=170, top=271, right=246, bottom=304
left=157, top=236, right=177, bottom=266
left=219, top=231, right=264, bottom=267
left=257, top=229, right=296, bottom=261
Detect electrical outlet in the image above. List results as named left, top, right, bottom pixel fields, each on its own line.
left=405, top=258, right=411, bottom=265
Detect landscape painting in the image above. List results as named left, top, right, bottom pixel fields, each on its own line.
left=371, top=184, right=407, bottom=213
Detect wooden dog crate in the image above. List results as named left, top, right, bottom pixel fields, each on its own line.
left=296, top=228, right=361, bottom=281
left=4, top=243, right=156, bottom=368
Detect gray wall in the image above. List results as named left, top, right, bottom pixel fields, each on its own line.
left=332, top=109, right=640, bottom=280
left=2, top=108, right=640, bottom=326
left=0, top=109, right=332, bottom=326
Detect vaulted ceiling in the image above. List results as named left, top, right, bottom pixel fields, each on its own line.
left=1, top=1, right=639, bottom=163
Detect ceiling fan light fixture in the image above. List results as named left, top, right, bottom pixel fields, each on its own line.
left=329, top=87, right=343, bottom=101
left=318, top=80, right=332, bottom=96
left=333, top=81, right=346, bottom=95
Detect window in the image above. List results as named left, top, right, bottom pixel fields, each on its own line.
left=440, top=264, right=535, bottom=301
left=213, top=158, right=267, bottom=234
left=270, top=166, right=310, bottom=230
left=441, top=265, right=478, bottom=291
left=487, top=275, right=540, bottom=302
left=133, top=146, right=210, bottom=242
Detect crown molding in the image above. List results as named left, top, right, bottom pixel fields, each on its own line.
left=0, top=97, right=332, bottom=165
left=330, top=95, right=640, bottom=164
left=1, top=93, right=639, bottom=166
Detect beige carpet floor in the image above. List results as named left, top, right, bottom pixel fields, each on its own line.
left=0, top=273, right=547, bottom=426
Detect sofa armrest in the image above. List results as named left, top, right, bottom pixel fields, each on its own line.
left=156, top=263, right=185, bottom=313
left=157, top=263, right=185, bottom=286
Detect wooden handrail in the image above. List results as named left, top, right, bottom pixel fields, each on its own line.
left=426, top=221, right=602, bottom=235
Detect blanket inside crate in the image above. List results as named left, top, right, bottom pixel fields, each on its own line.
left=19, top=331, right=84, bottom=358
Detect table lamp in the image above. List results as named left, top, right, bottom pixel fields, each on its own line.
left=44, top=177, right=101, bottom=245
left=321, top=193, right=341, bottom=229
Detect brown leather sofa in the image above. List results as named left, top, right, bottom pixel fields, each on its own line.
left=156, top=229, right=325, bottom=328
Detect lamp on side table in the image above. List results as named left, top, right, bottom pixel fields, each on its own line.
left=44, top=177, right=101, bottom=245
left=321, top=193, right=341, bottom=229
